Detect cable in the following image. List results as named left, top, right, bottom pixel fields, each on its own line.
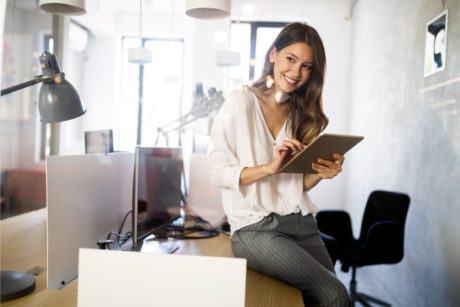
left=165, top=214, right=220, bottom=240
left=118, top=210, right=132, bottom=236
left=103, top=210, right=133, bottom=249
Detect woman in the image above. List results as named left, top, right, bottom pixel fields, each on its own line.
left=209, top=22, right=350, bottom=307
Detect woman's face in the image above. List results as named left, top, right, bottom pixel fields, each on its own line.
left=269, top=42, right=313, bottom=94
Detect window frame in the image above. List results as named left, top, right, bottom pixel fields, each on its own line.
left=231, top=21, right=288, bottom=80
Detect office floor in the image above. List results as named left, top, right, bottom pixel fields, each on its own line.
left=335, top=263, right=401, bottom=307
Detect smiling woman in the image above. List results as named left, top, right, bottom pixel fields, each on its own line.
left=208, top=22, right=350, bottom=307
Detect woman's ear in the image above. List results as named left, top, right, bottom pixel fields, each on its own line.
left=269, top=47, right=277, bottom=63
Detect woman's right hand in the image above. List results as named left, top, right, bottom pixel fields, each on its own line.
left=266, top=138, right=304, bottom=174
left=240, top=138, right=304, bottom=185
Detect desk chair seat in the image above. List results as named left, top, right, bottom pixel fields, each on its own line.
left=316, top=190, right=410, bottom=307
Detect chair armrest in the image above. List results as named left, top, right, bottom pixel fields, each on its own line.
left=315, top=210, right=354, bottom=244
left=320, top=232, right=339, bottom=265
left=362, top=221, right=405, bottom=264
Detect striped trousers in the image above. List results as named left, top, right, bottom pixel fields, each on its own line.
left=231, top=213, right=350, bottom=307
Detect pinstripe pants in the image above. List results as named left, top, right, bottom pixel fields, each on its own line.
left=231, top=213, right=350, bottom=307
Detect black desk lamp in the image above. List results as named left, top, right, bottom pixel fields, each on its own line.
left=1, top=51, right=86, bottom=122
left=0, top=51, right=85, bottom=302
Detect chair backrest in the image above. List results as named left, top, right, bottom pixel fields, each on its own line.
left=359, top=190, right=410, bottom=243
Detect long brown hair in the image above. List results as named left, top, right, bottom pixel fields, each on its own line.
left=251, top=22, right=328, bottom=145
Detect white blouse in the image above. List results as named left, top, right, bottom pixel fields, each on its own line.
left=208, top=87, right=318, bottom=234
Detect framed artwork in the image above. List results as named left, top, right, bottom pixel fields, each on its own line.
left=424, top=10, right=448, bottom=77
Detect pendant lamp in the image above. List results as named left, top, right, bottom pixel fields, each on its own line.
left=39, top=0, right=86, bottom=16
left=186, top=0, right=230, bottom=20
left=128, top=0, right=152, bottom=64
left=216, top=50, right=241, bottom=66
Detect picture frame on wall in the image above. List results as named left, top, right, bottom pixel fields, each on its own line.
left=424, top=10, right=448, bottom=77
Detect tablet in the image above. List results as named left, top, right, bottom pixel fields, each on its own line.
left=279, top=133, right=364, bottom=174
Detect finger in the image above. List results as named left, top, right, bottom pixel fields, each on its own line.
left=283, top=139, right=304, bottom=151
left=312, top=164, right=330, bottom=179
left=277, top=145, right=289, bottom=151
left=287, top=138, right=304, bottom=150
left=280, top=142, right=299, bottom=154
left=317, top=159, right=340, bottom=170
left=332, top=154, right=345, bottom=164
left=312, top=163, right=341, bottom=178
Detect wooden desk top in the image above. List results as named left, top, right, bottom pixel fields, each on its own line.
left=0, top=209, right=303, bottom=307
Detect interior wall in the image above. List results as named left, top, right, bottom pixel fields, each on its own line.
left=346, top=0, right=460, bottom=306
left=0, top=2, right=51, bottom=170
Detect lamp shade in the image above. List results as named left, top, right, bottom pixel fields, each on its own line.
left=38, top=78, right=85, bottom=123
left=35, top=51, right=86, bottom=123
left=128, top=47, right=152, bottom=64
left=39, top=0, right=86, bottom=16
left=186, top=0, right=230, bottom=20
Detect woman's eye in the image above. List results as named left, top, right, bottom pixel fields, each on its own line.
left=303, top=64, right=313, bottom=71
left=287, top=56, right=295, bottom=63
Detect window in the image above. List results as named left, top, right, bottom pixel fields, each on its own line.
left=229, top=21, right=287, bottom=84
left=118, top=37, right=184, bottom=150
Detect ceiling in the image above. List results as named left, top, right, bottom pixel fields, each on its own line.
left=12, top=0, right=186, bottom=14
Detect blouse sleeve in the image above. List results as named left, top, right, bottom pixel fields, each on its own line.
left=208, top=90, right=246, bottom=191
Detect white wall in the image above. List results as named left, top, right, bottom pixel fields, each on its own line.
left=346, top=0, right=460, bottom=306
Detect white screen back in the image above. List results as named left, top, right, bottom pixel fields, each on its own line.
left=186, top=154, right=225, bottom=226
left=47, top=153, right=134, bottom=289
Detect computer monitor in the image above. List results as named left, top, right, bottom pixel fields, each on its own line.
left=132, top=147, right=183, bottom=246
left=84, top=129, right=114, bottom=154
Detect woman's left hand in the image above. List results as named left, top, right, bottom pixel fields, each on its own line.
left=312, top=154, right=345, bottom=179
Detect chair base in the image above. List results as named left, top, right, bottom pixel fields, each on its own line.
left=349, top=267, right=391, bottom=307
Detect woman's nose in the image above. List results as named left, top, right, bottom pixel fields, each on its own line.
left=291, top=65, right=302, bottom=77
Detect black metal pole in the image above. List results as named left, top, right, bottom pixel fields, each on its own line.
left=1, top=76, right=43, bottom=96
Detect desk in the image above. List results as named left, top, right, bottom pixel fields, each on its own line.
left=0, top=209, right=303, bottom=307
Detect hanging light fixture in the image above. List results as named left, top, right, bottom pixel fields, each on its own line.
left=39, top=0, right=86, bottom=16
left=215, top=21, right=241, bottom=66
left=185, top=0, right=230, bottom=20
left=216, top=50, right=240, bottom=66
left=128, top=0, right=152, bottom=64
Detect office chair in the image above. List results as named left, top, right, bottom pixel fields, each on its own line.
left=316, top=190, right=410, bottom=307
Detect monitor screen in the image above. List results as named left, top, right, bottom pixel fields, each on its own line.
left=132, top=147, right=183, bottom=245
left=84, top=129, right=114, bottom=154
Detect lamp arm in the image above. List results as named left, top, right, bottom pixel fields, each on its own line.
left=161, top=112, right=208, bottom=134
left=158, top=109, right=199, bottom=132
left=1, top=75, right=44, bottom=96
left=158, top=107, right=209, bottom=135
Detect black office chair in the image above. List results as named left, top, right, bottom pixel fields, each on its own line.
left=316, top=190, right=410, bottom=307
